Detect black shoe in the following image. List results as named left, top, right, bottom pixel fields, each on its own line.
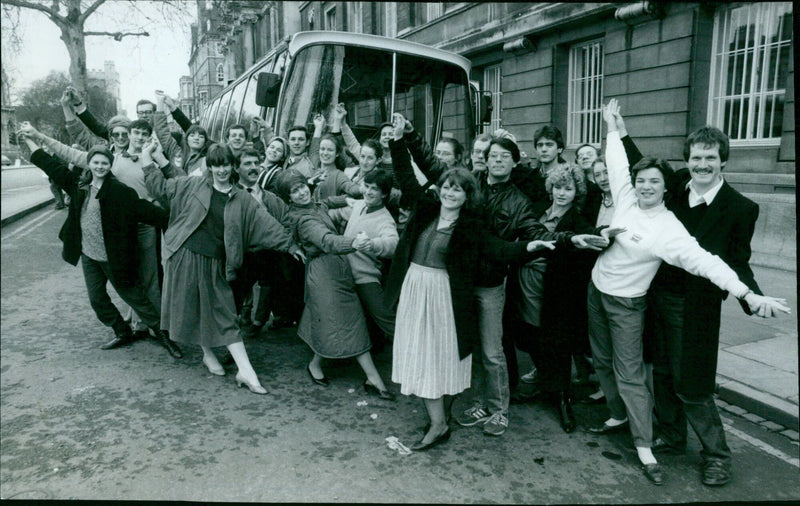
left=588, top=420, right=629, bottom=435
left=642, top=463, right=665, bottom=485
left=557, top=392, right=576, bottom=433
left=307, top=365, right=329, bottom=387
left=577, top=392, right=606, bottom=405
left=702, top=461, right=731, bottom=486
left=54, top=202, right=66, bottom=209
left=155, top=330, right=183, bottom=358
left=652, top=438, right=686, bottom=455
left=510, top=388, right=540, bottom=404
left=410, top=428, right=451, bottom=452
left=132, top=330, right=151, bottom=341
left=363, top=380, right=395, bottom=401
left=101, top=327, right=134, bottom=350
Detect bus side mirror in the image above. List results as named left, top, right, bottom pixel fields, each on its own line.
left=256, top=72, right=281, bottom=107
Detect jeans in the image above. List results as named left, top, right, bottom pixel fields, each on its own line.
left=651, top=289, right=731, bottom=464
left=82, top=254, right=160, bottom=333
left=356, top=283, right=395, bottom=338
left=472, top=284, right=510, bottom=415
left=587, top=282, right=652, bottom=447
left=125, top=224, right=161, bottom=331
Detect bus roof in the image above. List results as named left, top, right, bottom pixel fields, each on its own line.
left=289, top=31, right=471, bottom=75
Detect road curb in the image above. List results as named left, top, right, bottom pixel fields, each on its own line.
left=716, top=375, right=799, bottom=430
left=0, top=198, right=55, bottom=228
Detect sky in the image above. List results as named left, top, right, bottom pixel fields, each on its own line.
left=2, top=0, right=196, bottom=116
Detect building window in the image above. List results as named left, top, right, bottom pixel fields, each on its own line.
left=708, top=2, right=792, bottom=144
left=426, top=3, right=443, bottom=22
left=270, top=6, right=280, bottom=46
left=384, top=3, right=397, bottom=37
left=216, top=63, right=225, bottom=83
left=567, top=39, right=604, bottom=147
left=348, top=2, right=363, bottom=33
left=483, top=64, right=502, bottom=132
left=324, top=5, right=337, bottom=30
left=199, top=90, right=208, bottom=107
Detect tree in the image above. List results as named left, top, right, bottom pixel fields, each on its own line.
left=1, top=0, right=189, bottom=99
left=14, top=70, right=116, bottom=142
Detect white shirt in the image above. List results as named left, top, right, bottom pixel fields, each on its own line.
left=591, top=131, right=749, bottom=299
left=239, top=182, right=264, bottom=208
left=688, top=176, right=724, bottom=208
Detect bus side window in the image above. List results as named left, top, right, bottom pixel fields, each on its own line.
left=211, top=89, right=233, bottom=142
left=204, top=99, right=222, bottom=138
left=240, top=69, right=266, bottom=131
left=223, top=80, right=248, bottom=135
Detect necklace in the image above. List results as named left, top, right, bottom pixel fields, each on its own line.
left=602, top=193, right=614, bottom=208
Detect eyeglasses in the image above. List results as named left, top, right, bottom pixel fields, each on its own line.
left=488, top=152, right=513, bottom=160
left=137, top=110, right=154, bottom=116
left=110, top=132, right=129, bottom=139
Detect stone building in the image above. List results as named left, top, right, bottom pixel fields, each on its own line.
left=87, top=60, right=122, bottom=116
left=189, top=1, right=795, bottom=268
left=179, top=75, right=196, bottom=122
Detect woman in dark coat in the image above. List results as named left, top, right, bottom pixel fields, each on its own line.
left=276, top=172, right=393, bottom=400
left=17, top=127, right=177, bottom=356
left=384, top=114, right=556, bottom=451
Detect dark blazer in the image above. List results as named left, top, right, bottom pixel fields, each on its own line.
left=384, top=137, right=535, bottom=359
left=30, top=149, right=168, bottom=287
left=656, top=167, right=761, bottom=398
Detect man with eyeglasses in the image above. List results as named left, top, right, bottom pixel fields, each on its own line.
left=63, top=86, right=193, bottom=143
left=22, top=119, right=183, bottom=359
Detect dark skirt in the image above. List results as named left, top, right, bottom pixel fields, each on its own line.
left=162, top=248, right=240, bottom=347
left=297, top=254, right=371, bottom=359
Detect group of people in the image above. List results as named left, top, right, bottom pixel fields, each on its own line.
left=17, top=86, right=789, bottom=487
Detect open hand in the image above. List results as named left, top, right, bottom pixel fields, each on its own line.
left=163, top=94, right=177, bottom=111
left=291, top=248, right=307, bottom=264
left=601, top=227, right=626, bottom=240
left=745, top=294, right=790, bottom=318
left=572, top=234, right=609, bottom=251
left=526, top=240, right=556, bottom=252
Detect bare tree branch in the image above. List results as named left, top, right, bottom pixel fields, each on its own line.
left=1, top=0, right=57, bottom=17
left=79, top=0, right=106, bottom=23
left=84, top=30, right=149, bottom=41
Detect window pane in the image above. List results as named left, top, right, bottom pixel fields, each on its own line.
left=568, top=40, right=603, bottom=146
left=709, top=2, right=791, bottom=141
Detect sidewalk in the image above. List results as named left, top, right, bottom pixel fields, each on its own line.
left=716, top=265, right=798, bottom=430
left=0, top=191, right=797, bottom=430
left=0, top=187, right=55, bottom=226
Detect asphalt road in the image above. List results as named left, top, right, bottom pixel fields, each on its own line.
left=1, top=165, right=48, bottom=193
left=1, top=207, right=798, bottom=502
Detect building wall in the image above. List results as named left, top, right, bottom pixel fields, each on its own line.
left=396, top=1, right=795, bottom=269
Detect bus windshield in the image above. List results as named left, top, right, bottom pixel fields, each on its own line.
left=277, top=43, right=472, bottom=150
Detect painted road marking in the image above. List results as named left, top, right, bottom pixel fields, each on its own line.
left=1, top=209, right=59, bottom=243
left=724, top=423, right=800, bottom=468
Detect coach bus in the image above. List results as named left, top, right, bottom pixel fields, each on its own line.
left=200, top=31, right=482, bottom=155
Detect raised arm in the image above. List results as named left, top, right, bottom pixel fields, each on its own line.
left=163, top=94, right=192, bottom=133
left=141, top=137, right=180, bottom=206
left=22, top=134, right=80, bottom=195
left=388, top=116, right=425, bottom=206
left=152, top=109, right=181, bottom=161
left=603, top=100, right=636, bottom=208
left=403, top=122, right=446, bottom=182
left=19, top=122, right=88, bottom=169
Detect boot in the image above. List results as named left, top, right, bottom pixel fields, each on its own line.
left=155, top=330, right=183, bottom=359
left=557, top=391, right=576, bottom=433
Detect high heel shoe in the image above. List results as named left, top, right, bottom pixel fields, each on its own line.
left=307, top=365, right=329, bottom=387
left=363, top=380, right=395, bottom=401
left=235, top=373, right=267, bottom=395
left=203, top=356, right=225, bottom=376
left=410, top=428, right=451, bottom=452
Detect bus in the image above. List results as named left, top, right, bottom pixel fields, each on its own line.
left=200, top=31, right=484, bottom=156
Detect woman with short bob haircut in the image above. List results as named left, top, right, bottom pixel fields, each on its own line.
left=143, top=141, right=304, bottom=395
